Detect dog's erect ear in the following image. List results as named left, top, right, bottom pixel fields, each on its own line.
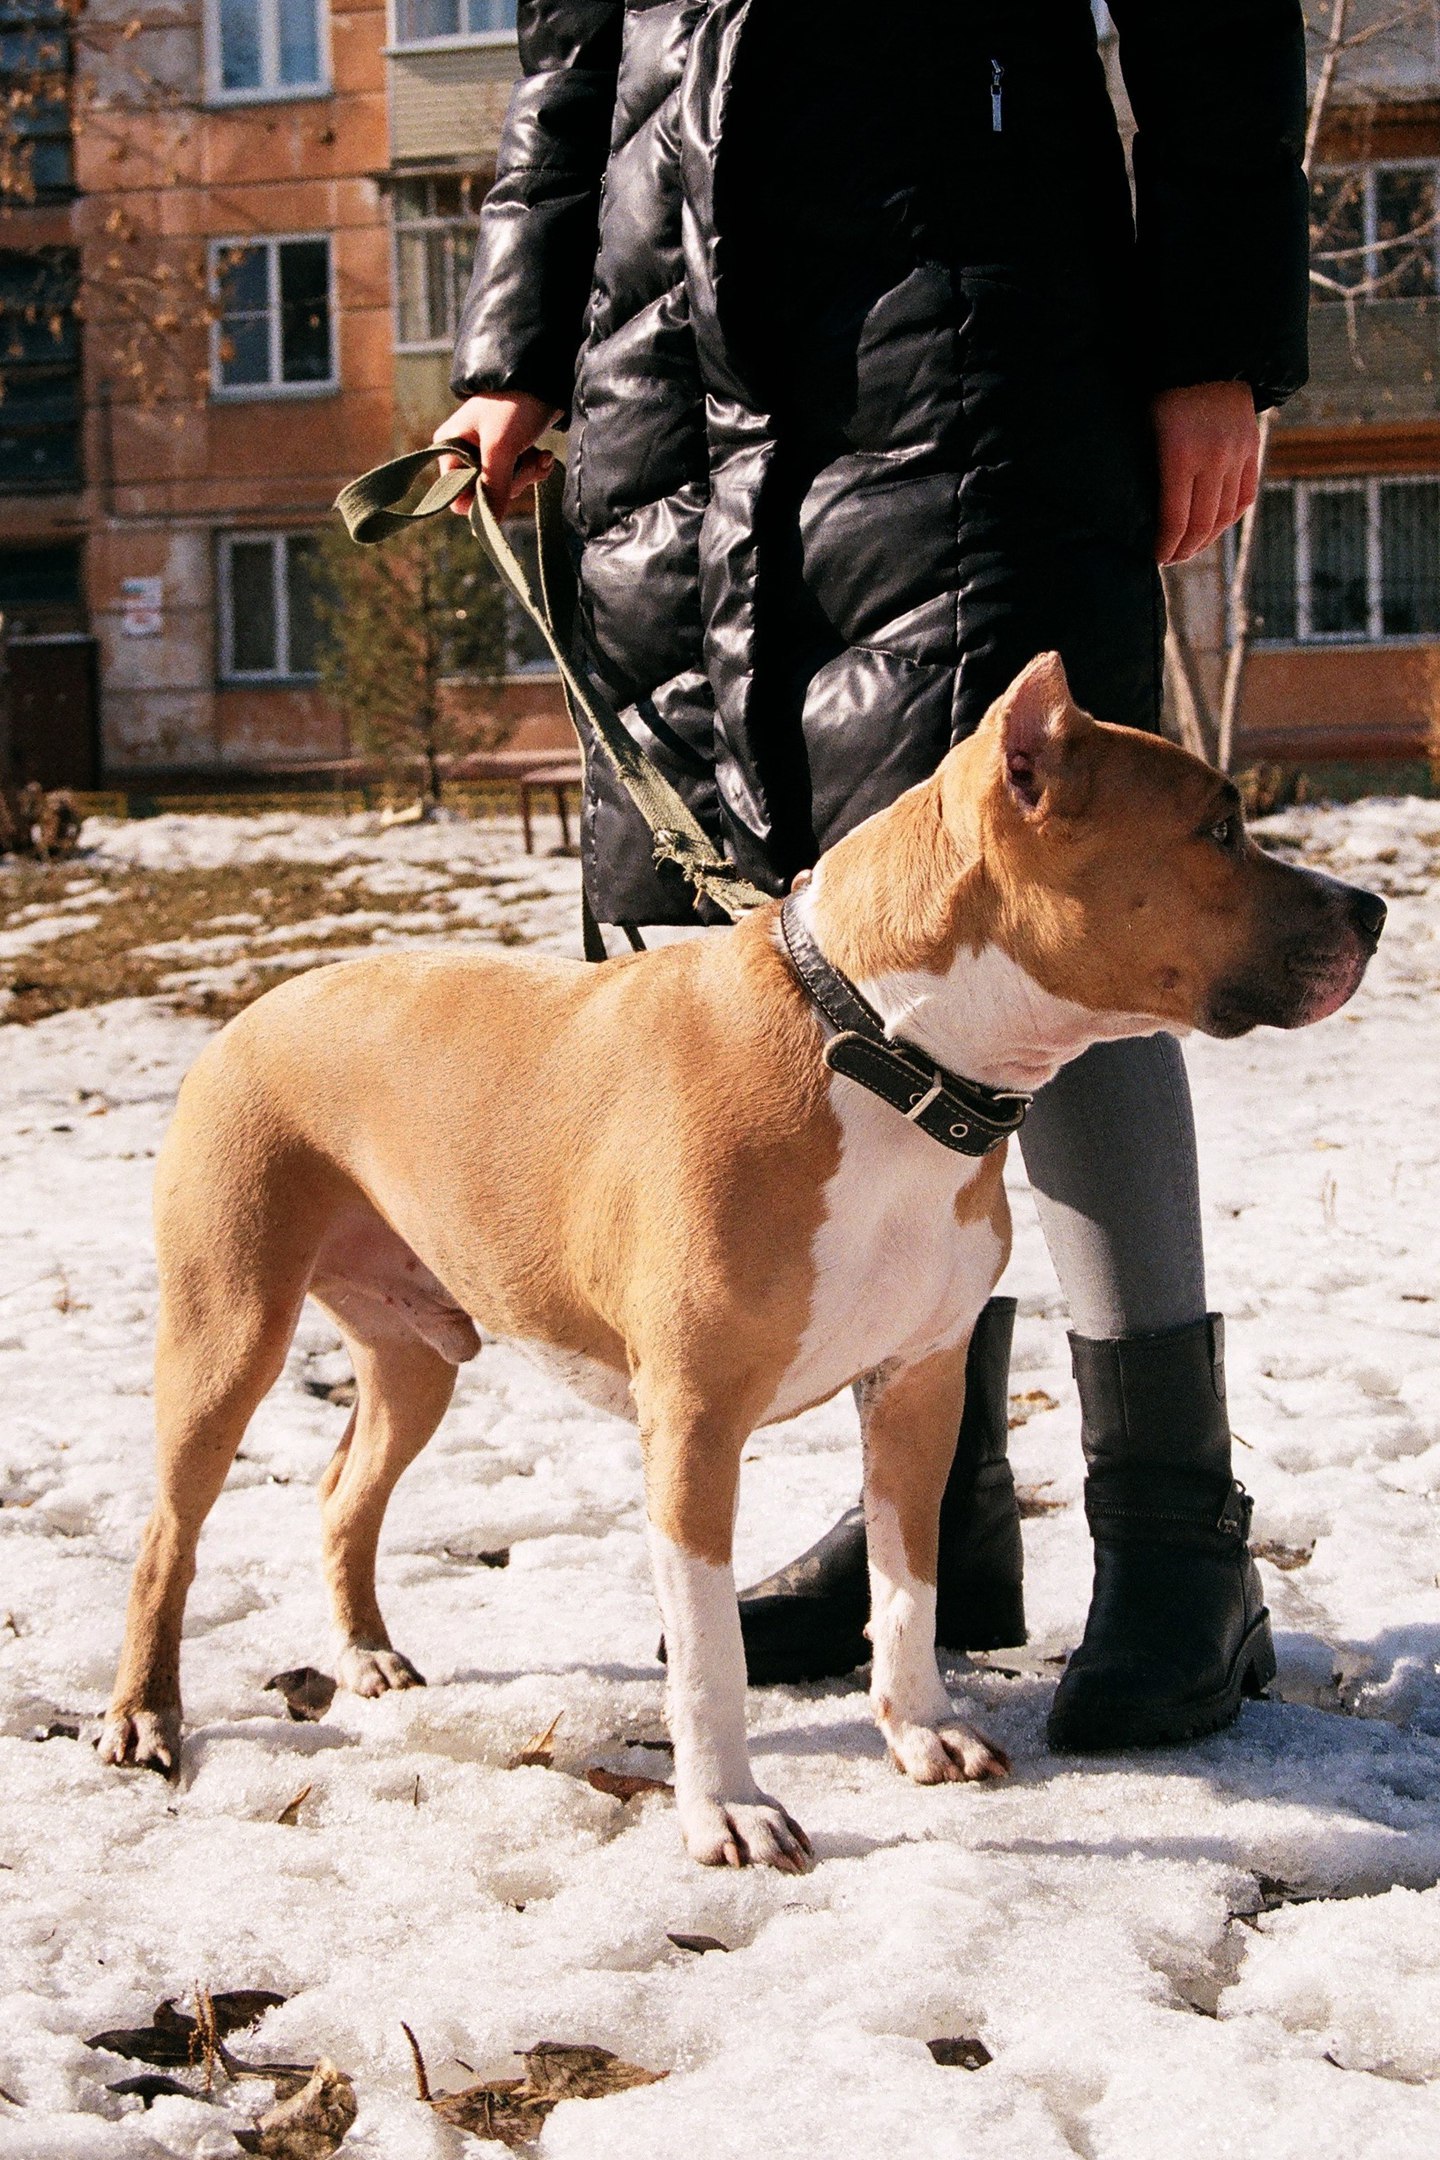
left=995, top=653, right=1092, bottom=815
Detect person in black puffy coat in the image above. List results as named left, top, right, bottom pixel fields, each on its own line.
left=441, top=0, right=1310, bottom=1751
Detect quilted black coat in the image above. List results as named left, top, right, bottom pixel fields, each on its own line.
left=453, top=0, right=1308, bottom=925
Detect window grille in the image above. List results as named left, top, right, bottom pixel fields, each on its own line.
left=1242, top=478, right=1440, bottom=644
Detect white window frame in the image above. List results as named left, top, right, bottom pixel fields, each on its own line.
left=203, top=0, right=332, bottom=105
left=209, top=233, right=338, bottom=400
left=385, top=0, right=518, bottom=56
left=217, top=530, right=322, bottom=682
left=1239, top=474, right=1440, bottom=647
left=1312, top=158, right=1440, bottom=302
left=391, top=174, right=485, bottom=352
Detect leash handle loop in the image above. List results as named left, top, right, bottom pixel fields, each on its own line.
left=333, top=441, right=769, bottom=926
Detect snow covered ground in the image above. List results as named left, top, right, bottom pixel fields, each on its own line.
left=1, top=799, right=1439, bottom=2157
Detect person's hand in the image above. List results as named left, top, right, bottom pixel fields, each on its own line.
left=434, top=391, right=560, bottom=517
left=1151, top=381, right=1260, bottom=566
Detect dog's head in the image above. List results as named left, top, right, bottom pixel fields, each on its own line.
left=944, top=653, right=1384, bottom=1036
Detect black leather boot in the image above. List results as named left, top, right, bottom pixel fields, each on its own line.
left=1046, top=1315, right=1276, bottom=1752
left=734, top=1297, right=1026, bottom=1684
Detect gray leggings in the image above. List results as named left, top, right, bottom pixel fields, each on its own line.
left=1017, top=1032, right=1206, bottom=1340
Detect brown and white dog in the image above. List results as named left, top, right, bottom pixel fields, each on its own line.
left=99, top=655, right=1383, bottom=1870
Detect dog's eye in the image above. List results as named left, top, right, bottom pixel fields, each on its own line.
left=1208, top=815, right=1239, bottom=850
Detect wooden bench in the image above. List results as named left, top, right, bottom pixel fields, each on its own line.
left=517, top=755, right=584, bottom=854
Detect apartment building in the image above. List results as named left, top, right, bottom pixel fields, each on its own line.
left=1145, top=4, right=1440, bottom=771
left=8, top=4, right=1440, bottom=786
left=0, top=0, right=562, bottom=788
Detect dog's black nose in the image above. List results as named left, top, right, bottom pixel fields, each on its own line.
left=1349, top=887, right=1387, bottom=948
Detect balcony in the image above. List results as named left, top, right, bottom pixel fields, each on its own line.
left=1282, top=298, right=1440, bottom=429
left=387, top=38, right=520, bottom=169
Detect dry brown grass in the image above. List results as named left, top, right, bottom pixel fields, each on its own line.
left=0, top=858, right=525, bottom=1027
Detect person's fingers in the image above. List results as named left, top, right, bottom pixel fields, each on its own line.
left=502, top=447, right=555, bottom=512
left=1203, top=463, right=1245, bottom=556
left=1236, top=449, right=1259, bottom=522
left=1171, top=463, right=1225, bottom=564
left=479, top=437, right=520, bottom=515
left=1155, top=456, right=1194, bottom=566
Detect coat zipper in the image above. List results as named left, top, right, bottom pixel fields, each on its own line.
left=990, top=58, right=1004, bottom=133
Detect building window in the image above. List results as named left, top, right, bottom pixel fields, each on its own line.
left=1244, top=478, right=1440, bottom=644
left=212, top=237, right=334, bottom=395
left=1311, top=163, right=1439, bottom=303
left=218, top=532, right=322, bottom=679
left=393, top=0, right=515, bottom=45
left=393, top=175, right=484, bottom=348
left=0, top=2, right=74, bottom=201
left=0, top=248, right=81, bottom=493
left=208, top=0, right=326, bottom=99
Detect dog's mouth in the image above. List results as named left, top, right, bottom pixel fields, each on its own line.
left=1205, top=938, right=1377, bottom=1037
left=1203, top=877, right=1386, bottom=1038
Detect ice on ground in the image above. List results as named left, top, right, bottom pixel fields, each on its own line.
left=1, top=801, right=1438, bottom=2155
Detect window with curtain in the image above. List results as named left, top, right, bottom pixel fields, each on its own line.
left=393, top=175, right=484, bottom=348
left=393, top=0, right=515, bottom=43
left=219, top=533, right=322, bottom=678
left=212, top=0, right=324, bottom=98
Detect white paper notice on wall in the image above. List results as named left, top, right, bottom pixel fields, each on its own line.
left=120, top=576, right=163, bottom=636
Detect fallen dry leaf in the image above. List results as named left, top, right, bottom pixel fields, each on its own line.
left=88, top=1990, right=287, bottom=2071
left=508, top=1712, right=562, bottom=1769
left=587, top=1766, right=672, bottom=1802
left=428, top=2041, right=664, bottom=2148
left=1253, top=1538, right=1315, bottom=1571
left=443, top=1544, right=510, bottom=1568
left=1007, top=1388, right=1059, bottom=1429
left=235, top=2058, right=357, bottom=2158
left=108, top=2073, right=191, bottom=2106
left=667, top=1932, right=728, bottom=1955
left=264, top=1669, right=337, bottom=1723
left=927, top=2036, right=992, bottom=2070
left=276, top=1785, right=313, bottom=1828
left=1015, top=1481, right=1065, bottom=1519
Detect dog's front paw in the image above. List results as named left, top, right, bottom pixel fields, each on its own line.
left=97, top=1705, right=182, bottom=1778
left=679, top=1793, right=813, bottom=1873
left=338, top=1645, right=426, bottom=1698
left=885, top=1720, right=1009, bottom=1785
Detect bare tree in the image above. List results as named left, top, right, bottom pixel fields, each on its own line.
left=2, top=2, right=228, bottom=415
left=312, top=514, right=514, bottom=812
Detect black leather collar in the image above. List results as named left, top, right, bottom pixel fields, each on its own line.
left=779, top=894, right=1031, bottom=1157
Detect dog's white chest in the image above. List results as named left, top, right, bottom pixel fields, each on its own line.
left=764, top=1078, right=1009, bottom=1421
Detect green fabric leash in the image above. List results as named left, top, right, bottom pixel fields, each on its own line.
left=333, top=442, right=770, bottom=934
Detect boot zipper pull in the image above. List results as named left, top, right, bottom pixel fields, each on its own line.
left=990, top=58, right=1004, bottom=133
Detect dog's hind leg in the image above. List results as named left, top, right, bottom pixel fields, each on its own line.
left=859, top=1342, right=1010, bottom=1785
left=313, top=1321, right=457, bottom=1696
left=637, top=1378, right=811, bottom=1872
left=100, top=1260, right=311, bottom=1777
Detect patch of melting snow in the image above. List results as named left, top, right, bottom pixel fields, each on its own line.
left=0, top=800, right=1438, bottom=2155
